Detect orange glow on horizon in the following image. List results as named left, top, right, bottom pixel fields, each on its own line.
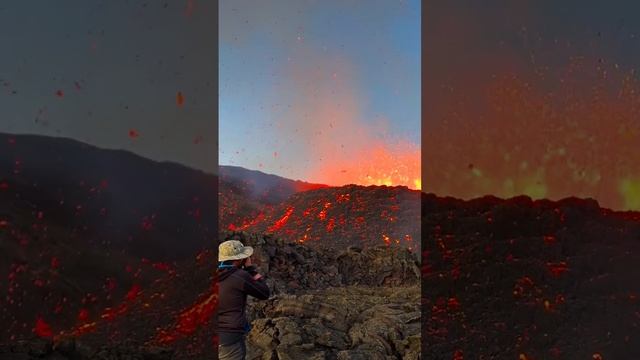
left=255, top=47, right=421, bottom=191
left=423, top=58, right=640, bottom=210
left=306, top=140, right=421, bottom=190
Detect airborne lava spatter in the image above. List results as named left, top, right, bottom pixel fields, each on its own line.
left=424, top=59, right=640, bottom=210
left=303, top=138, right=421, bottom=190
left=223, top=34, right=420, bottom=190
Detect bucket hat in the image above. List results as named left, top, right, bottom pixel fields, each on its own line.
left=219, top=240, right=254, bottom=262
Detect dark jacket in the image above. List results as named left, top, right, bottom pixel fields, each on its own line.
left=217, top=267, right=270, bottom=345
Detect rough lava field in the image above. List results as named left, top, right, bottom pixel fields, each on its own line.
left=0, top=133, right=421, bottom=359
left=2, top=132, right=640, bottom=359
left=422, top=194, right=640, bottom=359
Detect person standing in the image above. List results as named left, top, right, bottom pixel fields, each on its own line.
left=217, top=240, right=270, bottom=360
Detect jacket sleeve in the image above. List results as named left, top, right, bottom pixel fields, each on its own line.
left=242, top=271, right=270, bottom=300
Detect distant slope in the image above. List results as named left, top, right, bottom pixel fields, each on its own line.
left=218, top=165, right=331, bottom=239
left=218, top=176, right=266, bottom=234
left=0, top=132, right=218, bottom=344
left=219, top=165, right=327, bottom=205
left=0, top=132, right=217, bottom=260
left=0, top=178, right=168, bottom=344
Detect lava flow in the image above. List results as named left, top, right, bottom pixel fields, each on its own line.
left=220, top=182, right=421, bottom=252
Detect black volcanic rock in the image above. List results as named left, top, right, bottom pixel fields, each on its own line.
left=246, top=286, right=421, bottom=360
left=421, top=192, right=640, bottom=359
left=8, top=132, right=640, bottom=358
left=42, top=233, right=419, bottom=360
left=219, top=177, right=264, bottom=233
left=0, top=132, right=216, bottom=261
left=0, top=338, right=174, bottom=359
left=0, top=132, right=218, bottom=346
left=221, top=231, right=420, bottom=293
left=219, top=232, right=420, bottom=360
left=0, top=132, right=422, bottom=359
left=223, top=184, right=421, bottom=253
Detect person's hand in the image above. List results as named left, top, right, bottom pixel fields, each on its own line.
left=252, top=273, right=263, bottom=281
left=244, top=264, right=258, bottom=275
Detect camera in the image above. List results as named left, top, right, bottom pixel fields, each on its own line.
left=242, top=264, right=258, bottom=275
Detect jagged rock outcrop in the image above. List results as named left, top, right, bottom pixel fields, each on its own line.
left=221, top=231, right=420, bottom=293
left=245, top=286, right=421, bottom=360
left=220, top=232, right=421, bottom=359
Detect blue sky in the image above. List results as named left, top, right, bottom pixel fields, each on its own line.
left=219, top=0, right=421, bottom=182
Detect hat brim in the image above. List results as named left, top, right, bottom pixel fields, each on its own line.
left=218, top=246, right=253, bottom=262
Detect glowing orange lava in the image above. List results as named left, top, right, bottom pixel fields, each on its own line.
left=267, top=207, right=294, bottom=232
left=156, top=281, right=218, bottom=345
left=260, top=49, right=421, bottom=190
left=308, top=141, right=421, bottom=189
